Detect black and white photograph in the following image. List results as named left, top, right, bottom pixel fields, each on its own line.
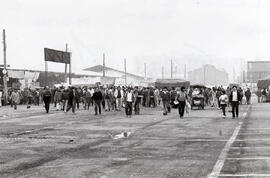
left=0, top=0, right=270, bottom=177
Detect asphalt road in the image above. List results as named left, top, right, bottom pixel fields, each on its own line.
left=0, top=102, right=252, bottom=178
left=218, top=102, right=270, bottom=178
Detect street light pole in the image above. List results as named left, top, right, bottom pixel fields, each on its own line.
left=2, top=29, right=8, bottom=103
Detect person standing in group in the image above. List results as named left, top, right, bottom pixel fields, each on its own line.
left=0, top=89, right=2, bottom=107
left=245, top=88, right=251, bottom=105
left=114, top=87, right=122, bottom=111
left=104, top=88, right=111, bottom=111
left=134, top=87, right=142, bottom=115
left=66, top=87, right=75, bottom=113
left=175, top=87, right=188, bottom=119
left=219, top=90, right=229, bottom=118
left=92, top=88, right=103, bottom=115
left=125, top=88, right=134, bottom=117
left=256, top=89, right=262, bottom=103
left=160, top=87, right=171, bottom=115
left=62, top=88, right=69, bottom=112
left=229, top=86, right=241, bottom=118
left=11, top=89, right=20, bottom=110
left=84, top=88, right=92, bottom=110
left=54, top=88, right=62, bottom=111
left=43, top=86, right=52, bottom=113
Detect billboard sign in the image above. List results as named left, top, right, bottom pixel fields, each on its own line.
left=44, top=48, right=70, bottom=64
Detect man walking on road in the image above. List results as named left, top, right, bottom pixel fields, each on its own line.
left=161, top=87, right=171, bottom=115
left=219, top=90, right=229, bottom=118
left=125, top=88, right=134, bottom=118
left=43, top=86, right=52, bottom=113
left=175, top=87, right=188, bottom=118
left=245, top=88, right=251, bottom=105
left=11, top=89, right=20, bottom=110
left=229, top=86, right=241, bottom=118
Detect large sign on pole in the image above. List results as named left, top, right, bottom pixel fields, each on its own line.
left=44, top=48, right=70, bottom=64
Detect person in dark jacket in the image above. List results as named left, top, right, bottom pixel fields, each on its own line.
left=161, top=87, right=171, bottom=115
left=62, top=88, right=70, bottom=112
left=43, top=86, right=52, bottom=113
left=229, top=86, right=241, bottom=118
left=66, top=87, right=75, bottom=113
left=92, top=88, right=103, bottom=115
left=245, top=88, right=251, bottom=105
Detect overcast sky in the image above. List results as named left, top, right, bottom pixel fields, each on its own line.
left=1, top=0, right=270, bottom=80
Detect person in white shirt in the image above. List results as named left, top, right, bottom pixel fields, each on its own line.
left=125, top=88, right=134, bottom=117
left=114, top=87, right=122, bottom=111
left=219, top=90, right=229, bottom=118
left=175, top=87, right=188, bottom=118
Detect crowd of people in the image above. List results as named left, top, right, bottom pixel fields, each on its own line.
left=0, top=84, right=255, bottom=119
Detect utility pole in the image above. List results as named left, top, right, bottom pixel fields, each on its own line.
left=65, top=43, right=68, bottom=83
left=203, top=65, right=206, bottom=85
left=171, top=60, right=173, bottom=79
left=69, top=50, right=72, bottom=85
left=184, top=64, right=186, bottom=80
left=103, top=53, right=105, bottom=77
left=2, top=29, right=8, bottom=102
left=124, top=58, right=127, bottom=85
left=144, top=63, right=146, bottom=81
left=162, top=66, right=164, bottom=79
left=175, top=66, right=177, bottom=78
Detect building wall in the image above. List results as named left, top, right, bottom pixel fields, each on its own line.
left=188, top=65, right=228, bottom=86
left=247, top=61, right=270, bottom=83
left=95, top=69, right=151, bottom=86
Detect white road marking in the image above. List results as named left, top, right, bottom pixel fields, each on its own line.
left=234, top=139, right=270, bottom=141
left=241, top=128, right=270, bottom=130
left=208, top=108, right=250, bottom=178
left=238, top=133, right=270, bottom=135
left=230, top=146, right=270, bottom=149
left=208, top=124, right=242, bottom=178
left=219, top=174, right=270, bottom=177
left=226, top=157, right=270, bottom=160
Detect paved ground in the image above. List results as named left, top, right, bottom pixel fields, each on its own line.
left=0, top=102, right=252, bottom=178
left=218, top=102, right=270, bottom=178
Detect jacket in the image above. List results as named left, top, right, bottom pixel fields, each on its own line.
left=229, top=91, right=241, bottom=103
left=161, top=91, right=171, bottom=101
left=11, top=92, right=20, bottom=104
left=92, top=91, right=103, bottom=101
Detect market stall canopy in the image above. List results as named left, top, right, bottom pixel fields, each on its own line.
left=155, top=79, right=190, bottom=89
left=257, top=75, right=270, bottom=89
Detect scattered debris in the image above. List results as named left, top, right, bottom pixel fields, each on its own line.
left=109, top=132, right=131, bottom=140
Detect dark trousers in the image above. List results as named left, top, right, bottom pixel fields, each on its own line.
left=12, top=101, right=17, bottom=110
left=134, top=98, right=140, bottom=115
left=125, top=102, right=133, bottom=116
left=43, top=97, right=51, bottom=113
left=66, top=99, right=75, bottom=113
left=246, top=96, right=250, bottom=104
left=221, top=104, right=226, bottom=116
left=94, top=100, right=102, bottom=114
left=178, top=101, right=186, bottom=117
left=231, top=101, right=239, bottom=118
left=149, top=97, right=155, bottom=107
left=75, top=98, right=80, bottom=109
